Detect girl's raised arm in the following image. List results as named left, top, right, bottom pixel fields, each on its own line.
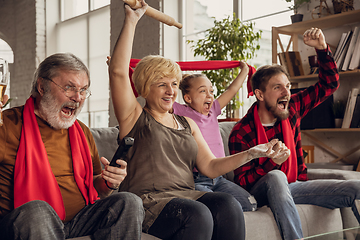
left=217, top=61, right=249, bottom=109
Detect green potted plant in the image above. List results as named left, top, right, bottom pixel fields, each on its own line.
left=332, top=100, right=346, bottom=128
left=187, top=14, right=261, bottom=119
left=285, top=0, right=311, bottom=23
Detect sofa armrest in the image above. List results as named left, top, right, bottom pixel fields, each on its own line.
left=307, top=168, right=360, bottom=181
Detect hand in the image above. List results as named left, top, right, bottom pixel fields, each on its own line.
left=303, top=27, right=327, bottom=50
left=1, top=94, right=9, bottom=108
left=246, top=139, right=290, bottom=165
left=267, top=140, right=291, bottom=165
left=0, top=94, right=9, bottom=119
left=239, top=60, right=249, bottom=74
left=247, top=139, right=279, bottom=160
left=124, top=0, right=148, bottom=23
left=106, top=56, right=111, bottom=66
left=100, top=157, right=127, bottom=190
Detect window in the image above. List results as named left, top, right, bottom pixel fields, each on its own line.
left=62, top=0, right=89, bottom=21
left=91, top=0, right=110, bottom=10
left=61, top=0, right=110, bottom=21
left=182, top=0, right=293, bottom=118
left=57, top=1, right=110, bottom=127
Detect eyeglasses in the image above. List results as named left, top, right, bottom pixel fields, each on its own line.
left=43, top=77, right=91, bottom=99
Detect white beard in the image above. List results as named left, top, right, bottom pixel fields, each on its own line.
left=38, top=92, right=83, bottom=130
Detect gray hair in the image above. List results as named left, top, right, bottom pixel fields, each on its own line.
left=31, top=53, right=90, bottom=97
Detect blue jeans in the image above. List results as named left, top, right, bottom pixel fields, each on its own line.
left=0, top=192, right=144, bottom=240
left=193, top=172, right=257, bottom=211
left=250, top=170, right=360, bottom=240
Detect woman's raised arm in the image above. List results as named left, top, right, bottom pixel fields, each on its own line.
left=108, top=1, right=147, bottom=138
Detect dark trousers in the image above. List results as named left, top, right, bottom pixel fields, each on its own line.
left=148, top=192, right=245, bottom=240
left=0, top=192, right=144, bottom=240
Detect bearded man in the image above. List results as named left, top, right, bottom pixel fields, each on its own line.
left=229, top=28, right=360, bottom=240
left=0, top=53, right=144, bottom=240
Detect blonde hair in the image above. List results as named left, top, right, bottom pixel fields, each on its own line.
left=132, top=55, right=182, bottom=98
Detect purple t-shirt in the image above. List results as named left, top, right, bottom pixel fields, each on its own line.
left=173, top=100, right=225, bottom=158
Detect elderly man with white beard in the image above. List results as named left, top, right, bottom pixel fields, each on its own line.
left=0, top=53, right=144, bottom=240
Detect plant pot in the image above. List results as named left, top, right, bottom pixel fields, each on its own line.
left=290, top=14, right=303, bottom=23
left=332, top=0, right=354, bottom=14
left=218, top=118, right=240, bottom=122
left=334, top=118, right=343, bottom=128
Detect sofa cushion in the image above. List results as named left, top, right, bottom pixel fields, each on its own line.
left=90, top=127, right=119, bottom=161
left=296, top=204, right=342, bottom=237
left=244, top=205, right=343, bottom=239
left=244, top=206, right=282, bottom=239
left=219, top=121, right=237, bottom=181
left=341, top=207, right=359, bottom=229
left=67, top=232, right=161, bottom=240
left=219, top=121, right=236, bottom=157
left=307, top=168, right=360, bottom=180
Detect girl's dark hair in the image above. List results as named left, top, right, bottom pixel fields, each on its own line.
left=179, top=73, right=205, bottom=103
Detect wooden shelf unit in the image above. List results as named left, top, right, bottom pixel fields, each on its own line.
left=272, top=8, right=360, bottom=65
left=290, top=69, right=360, bottom=83
left=302, top=128, right=360, bottom=133
left=272, top=10, right=360, bottom=165
left=301, top=129, right=360, bottom=163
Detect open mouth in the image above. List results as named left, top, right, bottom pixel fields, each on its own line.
left=204, top=101, right=212, bottom=110
left=277, top=99, right=288, bottom=110
left=62, top=106, right=75, bottom=117
left=162, top=97, right=173, bottom=104
left=61, top=102, right=79, bottom=118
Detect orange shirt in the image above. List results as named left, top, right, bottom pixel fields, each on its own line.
left=0, top=106, right=102, bottom=222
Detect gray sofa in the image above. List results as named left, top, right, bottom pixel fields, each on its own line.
left=71, top=121, right=359, bottom=240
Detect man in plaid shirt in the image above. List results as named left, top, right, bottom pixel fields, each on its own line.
left=229, top=28, right=360, bottom=240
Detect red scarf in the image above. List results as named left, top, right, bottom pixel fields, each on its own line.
left=246, top=64, right=256, bottom=98
left=254, top=105, right=297, bottom=183
left=14, top=97, right=99, bottom=220
left=128, top=59, right=256, bottom=97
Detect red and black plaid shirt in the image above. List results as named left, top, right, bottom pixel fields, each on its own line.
left=229, top=46, right=339, bottom=191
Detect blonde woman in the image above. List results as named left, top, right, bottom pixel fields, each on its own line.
left=108, top=1, right=289, bottom=239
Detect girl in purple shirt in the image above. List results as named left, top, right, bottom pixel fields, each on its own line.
left=172, top=61, right=257, bottom=211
